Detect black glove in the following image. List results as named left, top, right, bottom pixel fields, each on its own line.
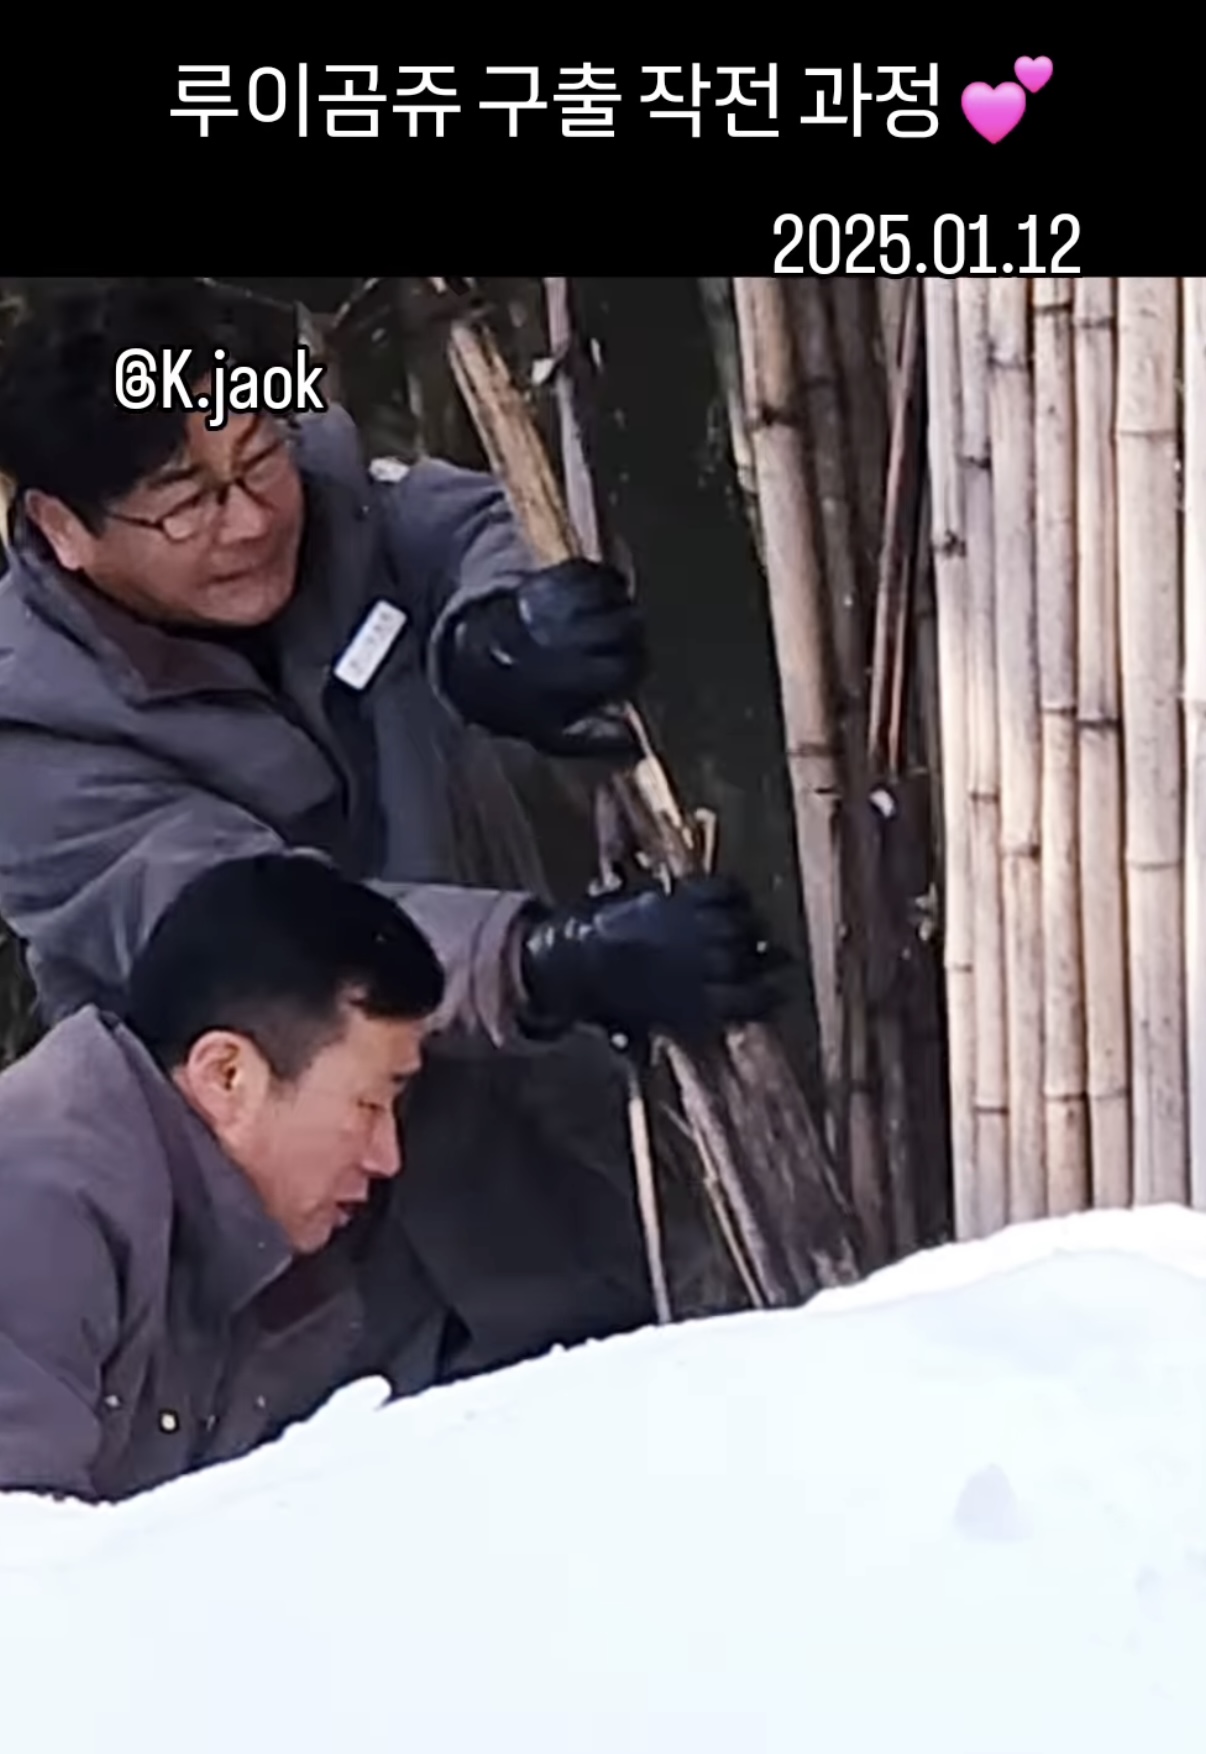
left=438, top=559, right=648, bottom=760
left=517, top=874, right=791, bottom=1043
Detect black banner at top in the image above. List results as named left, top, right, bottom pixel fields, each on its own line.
left=0, top=46, right=1186, bottom=271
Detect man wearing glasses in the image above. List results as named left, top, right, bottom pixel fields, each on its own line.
left=0, top=278, right=788, bottom=1397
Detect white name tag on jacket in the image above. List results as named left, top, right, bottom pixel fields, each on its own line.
left=333, top=600, right=409, bottom=691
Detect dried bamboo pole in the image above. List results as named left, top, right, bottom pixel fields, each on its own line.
left=868, top=285, right=924, bottom=772
left=911, top=476, right=945, bottom=880
left=877, top=280, right=908, bottom=402
left=789, top=272, right=889, bottom=1264
left=1073, top=279, right=1131, bottom=1207
left=988, top=280, right=1045, bottom=1224
left=1033, top=280, right=1090, bottom=1215
left=956, top=280, right=1008, bottom=1237
left=922, top=276, right=975, bottom=1241
left=829, top=279, right=889, bottom=596
left=1116, top=278, right=1188, bottom=1203
left=426, top=276, right=864, bottom=1303
left=699, top=278, right=763, bottom=563
left=732, top=276, right=845, bottom=1157
left=1184, top=277, right=1206, bottom=1209
left=543, top=278, right=602, bottom=561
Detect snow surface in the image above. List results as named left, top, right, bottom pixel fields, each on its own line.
left=4, top=1203, right=1206, bottom=1752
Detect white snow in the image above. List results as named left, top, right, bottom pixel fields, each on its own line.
left=4, top=1202, right=1206, bottom=1752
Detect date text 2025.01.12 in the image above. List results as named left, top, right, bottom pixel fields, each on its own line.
left=773, top=214, right=1081, bottom=276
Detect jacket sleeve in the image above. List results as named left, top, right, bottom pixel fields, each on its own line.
left=0, top=724, right=536, bottom=1047
left=0, top=1176, right=119, bottom=1501
left=369, top=455, right=542, bottom=712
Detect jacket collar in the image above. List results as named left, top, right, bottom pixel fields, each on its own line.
left=106, top=1013, right=297, bottom=1321
left=3, top=405, right=379, bottom=709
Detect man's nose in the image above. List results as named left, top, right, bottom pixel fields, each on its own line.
left=364, top=1109, right=403, bottom=1179
left=218, top=479, right=273, bottom=541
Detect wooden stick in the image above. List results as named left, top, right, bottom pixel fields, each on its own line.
left=1184, top=277, right=1206, bottom=1210
left=1073, top=278, right=1131, bottom=1208
left=426, top=276, right=865, bottom=1302
left=922, top=276, right=975, bottom=1242
left=543, top=278, right=602, bottom=561
left=989, top=279, right=1045, bottom=1225
left=1116, top=278, right=1188, bottom=1204
left=829, top=279, right=889, bottom=598
left=869, top=283, right=924, bottom=774
left=956, top=279, right=1008, bottom=1237
left=877, top=280, right=908, bottom=402
left=1033, top=279, right=1090, bottom=1216
left=732, top=276, right=845, bottom=1156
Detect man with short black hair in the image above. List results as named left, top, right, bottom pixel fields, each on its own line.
left=0, top=278, right=789, bottom=1390
left=0, top=853, right=453, bottom=1502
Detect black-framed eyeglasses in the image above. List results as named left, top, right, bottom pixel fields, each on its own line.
left=103, top=420, right=299, bottom=546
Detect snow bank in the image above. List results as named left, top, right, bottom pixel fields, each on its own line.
left=4, top=1204, right=1206, bottom=1753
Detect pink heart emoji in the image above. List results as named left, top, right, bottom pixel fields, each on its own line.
left=1014, top=56, right=1052, bottom=93
left=961, top=80, right=1026, bottom=143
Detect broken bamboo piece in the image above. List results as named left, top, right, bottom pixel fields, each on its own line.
left=427, top=275, right=865, bottom=1304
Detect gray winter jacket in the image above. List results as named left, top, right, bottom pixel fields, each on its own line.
left=0, top=406, right=654, bottom=1386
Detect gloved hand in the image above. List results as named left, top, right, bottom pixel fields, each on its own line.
left=437, top=558, right=648, bottom=760
left=517, top=874, right=792, bottom=1042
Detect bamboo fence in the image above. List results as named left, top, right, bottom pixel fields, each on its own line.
left=920, top=274, right=1201, bottom=1236
left=694, top=273, right=1204, bottom=1251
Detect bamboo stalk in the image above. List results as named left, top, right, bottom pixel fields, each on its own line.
left=922, top=276, right=975, bottom=1242
left=988, top=279, right=1045, bottom=1225
left=543, top=278, right=602, bottom=560
left=698, top=277, right=763, bottom=563
left=1073, top=278, right=1131, bottom=1208
left=1116, top=278, right=1188, bottom=1204
left=911, top=478, right=946, bottom=884
left=732, top=276, right=845, bottom=1157
left=863, top=278, right=925, bottom=1258
left=425, top=276, right=865, bottom=1303
left=1184, top=277, right=1206, bottom=1210
left=828, top=279, right=889, bottom=598
left=877, top=280, right=908, bottom=401
left=868, top=284, right=924, bottom=774
left=789, top=272, right=890, bottom=1264
left=1033, top=279, right=1090, bottom=1215
left=956, top=279, right=1008, bottom=1237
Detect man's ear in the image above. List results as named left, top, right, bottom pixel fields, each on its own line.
left=176, top=1030, right=270, bottom=1132
left=24, top=490, right=94, bottom=572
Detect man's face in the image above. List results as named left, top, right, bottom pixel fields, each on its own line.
left=28, top=382, right=305, bottom=629
left=197, top=1002, right=426, bottom=1255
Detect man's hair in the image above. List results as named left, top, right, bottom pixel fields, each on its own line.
left=122, top=854, right=446, bottom=1082
left=0, top=278, right=285, bottom=531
